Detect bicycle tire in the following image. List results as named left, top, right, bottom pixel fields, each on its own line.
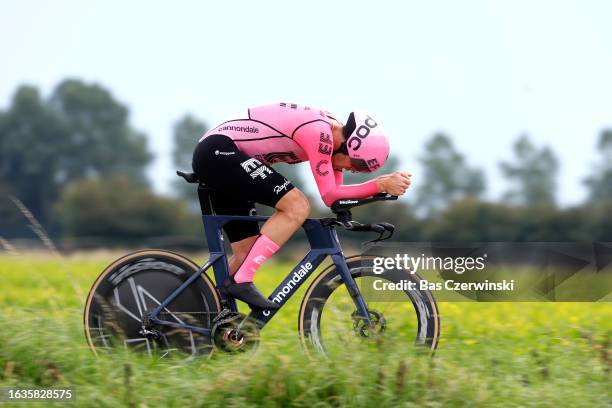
left=83, top=249, right=221, bottom=357
left=298, top=255, right=440, bottom=356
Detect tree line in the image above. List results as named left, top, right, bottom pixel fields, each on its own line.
left=1, top=79, right=610, bottom=246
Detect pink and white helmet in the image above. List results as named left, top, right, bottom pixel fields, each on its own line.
left=339, top=111, right=390, bottom=172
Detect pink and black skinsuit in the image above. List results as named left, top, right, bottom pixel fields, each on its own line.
left=192, top=102, right=380, bottom=243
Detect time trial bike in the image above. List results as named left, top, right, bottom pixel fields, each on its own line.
left=83, top=171, right=440, bottom=357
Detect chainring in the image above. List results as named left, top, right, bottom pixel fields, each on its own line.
left=211, top=310, right=260, bottom=353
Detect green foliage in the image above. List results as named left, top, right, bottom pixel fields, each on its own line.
left=500, top=134, right=559, bottom=206
left=424, top=198, right=519, bottom=242
left=3, top=79, right=611, bottom=246
left=584, top=129, right=612, bottom=203
left=172, top=114, right=208, bottom=203
left=344, top=197, right=612, bottom=243
left=0, top=80, right=152, bottom=230
left=422, top=198, right=597, bottom=242
left=55, top=177, right=200, bottom=243
left=0, top=185, right=27, bottom=236
left=0, top=86, right=69, bottom=226
left=0, top=256, right=610, bottom=407
left=49, top=79, right=152, bottom=186
left=172, top=114, right=208, bottom=170
left=582, top=200, right=612, bottom=241
left=415, top=133, right=486, bottom=214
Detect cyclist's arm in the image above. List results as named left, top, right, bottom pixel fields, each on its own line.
left=334, top=169, right=343, bottom=186
left=293, top=122, right=380, bottom=207
left=320, top=166, right=379, bottom=206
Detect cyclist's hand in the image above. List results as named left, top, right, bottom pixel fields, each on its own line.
left=376, top=171, right=412, bottom=196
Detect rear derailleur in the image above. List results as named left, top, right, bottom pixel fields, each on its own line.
left=139, top=310, right=162, bottom=339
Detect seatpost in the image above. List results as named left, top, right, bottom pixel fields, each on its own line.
left=197, top=184, right=215, bottom=215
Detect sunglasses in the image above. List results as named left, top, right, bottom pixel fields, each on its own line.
left=333, top=142, right=371, bottom=172
left=349, top=158, right=371, bottom=172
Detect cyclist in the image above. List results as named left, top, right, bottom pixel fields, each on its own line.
left=192, top=103, right=411, bottom=309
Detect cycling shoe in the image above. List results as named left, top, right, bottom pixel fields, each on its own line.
left=222, top=277, right=280, bottom=310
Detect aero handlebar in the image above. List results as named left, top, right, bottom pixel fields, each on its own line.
left=325, top=194, right=398, bottom=243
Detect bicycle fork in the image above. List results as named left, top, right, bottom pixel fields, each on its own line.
left=330, top=253, right=372, bottom=326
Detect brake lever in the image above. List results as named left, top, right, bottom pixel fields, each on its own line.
left=379, top=222, right=395, bottom=232
left=335, top=220, right=395, bottom=243
left=365, top=222, right=395, bottom=244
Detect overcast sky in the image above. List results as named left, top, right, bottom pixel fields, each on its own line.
left=1, top=0, right=611, bottom=205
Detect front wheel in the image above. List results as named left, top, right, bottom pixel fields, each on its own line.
left=298, top=256, right=440, bottom=356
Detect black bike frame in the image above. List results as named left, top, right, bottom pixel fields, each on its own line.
left=147, top=214, right=371, bottom=336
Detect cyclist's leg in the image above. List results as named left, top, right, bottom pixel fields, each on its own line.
left=213, top=168, right=309, bottom=284
left=214, top=189, right=310, bottom=281
left=194, top=133, right=306, bottom=245
left=261, top=188, right=310, bottom=245
left=218, top=189, right=310, bottom=275
left=205, top=190, right=260, bottom=273
left=227, top=235, right=258, bottom=274
left=193, top=134, right=300, bottom=308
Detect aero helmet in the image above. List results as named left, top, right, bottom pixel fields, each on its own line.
left=336, top=111, right=389, bottom=172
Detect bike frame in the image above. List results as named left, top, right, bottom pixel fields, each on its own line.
left=147, top=214, right=371, bottom=336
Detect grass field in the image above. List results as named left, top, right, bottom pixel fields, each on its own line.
left=0, top=252, right=611, bottom=407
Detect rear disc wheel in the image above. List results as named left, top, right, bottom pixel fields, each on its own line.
left=84, top=250, right=222, bottom=358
